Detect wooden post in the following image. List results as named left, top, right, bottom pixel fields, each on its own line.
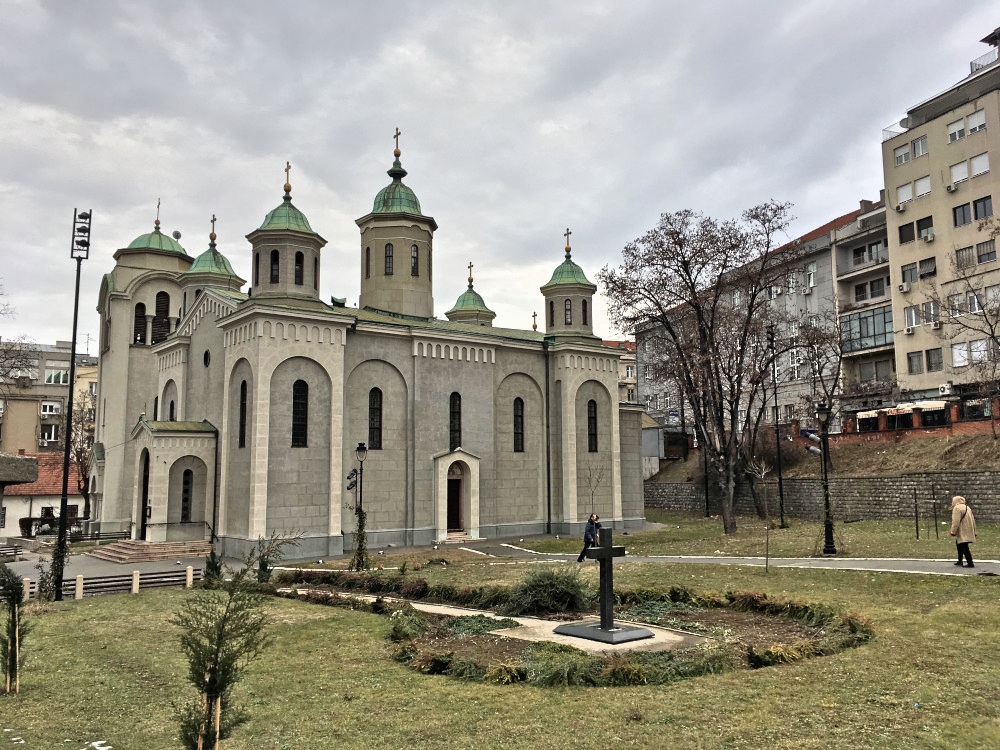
left=21, top=578, right=30, bottom=602
left=75, top=574, right=84, bottom=600
left=186, top=566, right=194, bottom=588
left=131, top=570, right=140, bottom=594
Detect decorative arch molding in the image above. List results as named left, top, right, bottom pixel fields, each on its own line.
left=413, top=339, right=495, bottom=364
left=431, top=448, right=481, bottom=542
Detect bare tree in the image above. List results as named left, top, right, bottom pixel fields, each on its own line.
left=0, top=282, right=35, bottom=398
left=68, top=388, right=95, bottom=518
left=582, top=463, right=607, bottom=515
left=599, top=202, right=797, bottom=534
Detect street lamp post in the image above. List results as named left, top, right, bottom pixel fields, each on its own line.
left=768, top=326, right=786, bottom=528
left=355, top=442, right=367, bottom=510
left=349, top=442, right=369, bottom=571
left=54, top=209, right=92, bottom=601
left=815, top=402, right=837, bottom=554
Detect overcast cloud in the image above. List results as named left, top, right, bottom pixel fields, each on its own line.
left=1, top=0, right=997, bottom=349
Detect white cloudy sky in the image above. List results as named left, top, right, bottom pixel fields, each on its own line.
left=1, top=0, right=997, bottom=350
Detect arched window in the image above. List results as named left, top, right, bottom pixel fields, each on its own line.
left=564, top=299, right=572, bottom=325
left=291, top=380, right=308, bottom=447
left=449, top=392, right=462, bottom=451
left=313, top=257, right=319, bottom=289
left=153, top=396, right=158, bottom=420
left=254, top=252, right=259, bottom=285
left=582, top=299, right=588, bottom=326
left=181, top=469, right=193, bottom=523
left=428, top=248, right=433, bottom=280
left=411, top=245, right=419, bottom=276
left=238, top=380, right=248, bottom=448
left=365, top=247, right=371, bottom=279
left=549, top=300, right=555, bottom=327
left=587, top=400, right=598, bottom=452
left=168, top=399, right=176, bottom=421
left=368, top=388, right=383, bottom=449
left=385, top=243, right=394, bottom=275
left=513, top=397, right=524, bottom=453
left=270, top=249, right=280, bottom=283
left=294, top=251, right=304, bottom=285
left=133, top=302, right=147, bottom=344
left=151, top=291, right=171, bottom=343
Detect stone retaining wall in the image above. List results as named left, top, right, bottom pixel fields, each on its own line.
left=646, top=471, right=1000, bottom=522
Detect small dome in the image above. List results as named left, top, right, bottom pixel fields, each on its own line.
left=259, top=191, right=314, bottom=233
left=186, top=245, right=237, bottom=277
left=372, top=156, right=422, bottom=214
left=447, top=285, right=494, bottom=317
left=543, top=256, right=595, bottom=288
left=127, top=222, right=187, bottom=255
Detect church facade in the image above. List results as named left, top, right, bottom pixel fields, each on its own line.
left=90, top=147, right=643, bottom=558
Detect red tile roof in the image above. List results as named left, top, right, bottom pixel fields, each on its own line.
left=4, top=453, right=83, bottom=497
left=602, top=339, right=636, bottom=352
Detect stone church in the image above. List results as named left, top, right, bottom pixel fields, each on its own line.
left=90, top=144, right=643, bottom=558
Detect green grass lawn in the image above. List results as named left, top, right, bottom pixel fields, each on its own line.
left=522, top=509, right=1000, bottom=560
left=2, top=548, right=999, bottom=749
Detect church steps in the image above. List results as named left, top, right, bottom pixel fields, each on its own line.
left=86, top=539, right=213, bottom=564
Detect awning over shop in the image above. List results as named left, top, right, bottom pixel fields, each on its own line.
left=856, top=400, right=947, bottom=419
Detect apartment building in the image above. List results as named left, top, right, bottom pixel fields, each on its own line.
left=883, top=28, right=1000, bottom=404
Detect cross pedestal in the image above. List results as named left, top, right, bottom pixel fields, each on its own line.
left=553, top=527, right=653, bottom=644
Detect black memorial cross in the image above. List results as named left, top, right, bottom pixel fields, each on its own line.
left=585, top=526, right=625, bottom=630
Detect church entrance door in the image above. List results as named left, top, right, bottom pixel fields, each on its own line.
left=447, top=462, right=463, bottom=531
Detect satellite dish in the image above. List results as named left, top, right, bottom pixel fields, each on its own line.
left=172, top=230, right=182, bottom=240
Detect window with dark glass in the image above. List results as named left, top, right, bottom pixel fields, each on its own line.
left=513, top=397, right=524, bottom=452
left=954, top=203, right=972, bottom=227
left=238, top=380, right=247, bottom=448
left=549, top=301, right=555, bottom=326
left=181, top=469, right=193, bottom=522
left=385, top=243, right=394, bottom=275
left=916, top=216, right=934, bottom=240
left=564, top=299, right=572, bottom=325
left=582, top=299, right=588, bottom=325
left=411, top=245, right=419, bottom=276
left=900, top=262, right=918, bottom=283
left=254, top=252, right=259, bottom=285
left=974, top=195, right=993, bottom=220
left=294, top=252, right=304, bottom=285
left=977, top=239, right=997, bottom=263
left=587, top=400, right=598, bottom=452
left=368, top=388, right=383, bottom=450
left=292, top=380, right=308, bottom=447
left=898, top=223, right=915, bottom=244
left=270, top=249, right=280, bottom=283
left=168, top=399, right=175, bottom=421
left=133, top=303, right=147, bottom=344
left=313, top=257, right=319, bottom=289
left=918, top=256, right=936, bottom=278
left=365, top=247, right=371, bottom=279
left=151, top=291, right=170, bottom=343
left=449, top=392, right=461, bottom=451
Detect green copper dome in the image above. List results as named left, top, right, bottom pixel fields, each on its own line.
left=259, top=189, right=314, bottom=233
left=372, top=154, right=422, bottom=214
left=446, top=284, right=495, bottom=317
left=127, top=222, right=188, bottom=255
left=543, top=254, right=595, bottom=288
left=186, top=238, right=237, bottom=277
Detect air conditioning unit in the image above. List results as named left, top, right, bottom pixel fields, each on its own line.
left=938, top=382, right=954, bottom=396
left=931, top=320, right=942, bottom=330
left=16, top=376, right=30, bottom=388
left=904, top=326, right=914, bottom=335
left=895, top=203, right=906, bottom=212
left=923, top=231, right=935, bottom=242
left=946, top=183, right=957, bottom=193
left=898, top=282, right=911, bottom=293
left=802, top=286, right=813, bottom=295
left=37, top=438, right=48, bottom=447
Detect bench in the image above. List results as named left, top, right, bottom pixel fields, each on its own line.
left=0, top=545, right=23, bottom=559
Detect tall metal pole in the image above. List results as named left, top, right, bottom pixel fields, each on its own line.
left=768, top=326, right=786, bottom=528
left=817, top=403, right=837, bottom=555
left=54, top=208, right=91, bottom=600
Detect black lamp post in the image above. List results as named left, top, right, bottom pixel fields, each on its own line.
left=815, top=402, right=837, bottom=554
left=355, top=442, right=367, bottom=510
left=767, top=326, right=787, bottom=528
left=349, top=442, right=369, bottom=571
left=54, top=208, right=92, bottom=601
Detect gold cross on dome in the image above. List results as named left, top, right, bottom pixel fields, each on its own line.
left=394, top=128, right=402, bottom=150
left=285, top=161, right=291, bottom=183
left=532, top=311, right=538, bottom=331
left=564, top=227, right=572, bottom=247
left=467, top=261, right=474, bottom=282
left=211, top=214, right=216, bottom=233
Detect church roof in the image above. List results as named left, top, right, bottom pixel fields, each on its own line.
left=543, top=253, right=595, bottom=288
left=446, top=284, right=494, bottom=316
left=186, top=236, right=238, bottom=277
left=259, top=190, right=314, bottom=233
left=372, top=150, right=422, bottom=215
left=127, top=221, right=188, bottom=255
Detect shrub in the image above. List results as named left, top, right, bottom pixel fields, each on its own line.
left=484, top=662, right=527, bottom=685
left=446, top=615, right=519, bottom=638
left=400, top=578, right=430, bottom=599
left=414, top=652, right=453, bottom=675
left=427, top=583, right=458, bottom=601
left=448, top=658, right=486, bottom=681
left=387, top=605, right=429, bottom=642
left=523, top=642, right=600, bottom=687
left=598, top=654, right=648, bottom=686
left=498, top=568, right=593, bottom=617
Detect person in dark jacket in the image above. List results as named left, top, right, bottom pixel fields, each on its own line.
left=577, top=513, right=601, bottom=562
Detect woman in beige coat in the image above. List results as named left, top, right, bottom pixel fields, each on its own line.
left=949, top=495, right=977, bottom=568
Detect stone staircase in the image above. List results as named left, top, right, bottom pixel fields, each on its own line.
left=444, top=532, right=476, bottom=544
left=87, top=539, right=213, bottom=564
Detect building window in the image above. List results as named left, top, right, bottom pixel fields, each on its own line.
left=513, top=397, right=524, bottom=453
left=582, top=299, right=588, bottom=325
left=894, top=144, right=910, bottom=166
left=587, top=400, right=598, bottom=452
left=133, top=303, right=146, bottom=344
left=897, top=183, right=913, bottom=204
left=900, top=262, right=917, bottom=283
left=898, top=223, right=915, bottom=244
left=314, top=257, right=319, bottom=290
left=731, top=289, right=742, bottom=306
left=918, top=256, right=936, bottom=278
left=953, top=342, right=969, bottom=367
left=915, top=175, right=931, bottom=198
left=254, top=252, right=259, bottom=285
left=947, top=118, right=966, bottom=143
left=626, top=387, right=635, bottom=401
left=365, top=247, right=371, bottom=279
left=44, top=363, right=70, bottom=385
left=151, top=291, right=171, bottom=344
left=922, top=300, right=939, bottom=323
left=859, top=358, right=893, bottom=382
left=169, top=400, right=175, bottom=421
left=40, top=400, right=61, bottom=415
left=948, top=292, right=965, bottom=316
left=40, top=423, right=60, bottom=442
left=968, top=290, right=984, bottom=314
left=971, top=152, right=990, bottom=177
left=977, top=239, right=997, bottom=264
left=951, top=161, right=969, bottom=184
left=786, top=272, right=798, bottom=293
left=238, top=380, right=247, bottom=448
left=181, top=469, right=193, bottom=523
left=956, top=246, right=975, bottom=269
left=907, top=351, right=924, bottom=375
left=973, top=195, right=993, bottom=220
left=870, top=277, right=885, bottom=298
left=368, top=388, right=383, bottom=450
left=954, top=203, right=972, bottom=227
left=88, top=381, right=97, bottom=396
left=916, top=217, right=934, bottom=241
left=549, top=301, right=555, bottom=327
left=449, top=392, right=461, bottom=451
left=291, top=380, right=308, bottom=447
left=903, top=305, right=920, bottom=327
left=840, top=305, right=894, bottom=353
left=967, top=109, right=986, bottom=134
left=805, top=262, right=816, bottom=287
left=971, top=338, right=989, bottom=364
left=911, top=135, right=928, bottom=158
left=411, top=245, right=419, bottom=276
left=384, top=244, right=394, bottom=275
left=564, top=299, right=572, bottom=325
left=294, top=252, right=304, bottom=285
left=270, top=250, right=280, bottom=283
left=926, top=348, right=944, bottom=372
left=625, top=365, right=634, bottom=378
left=854, top=283, right=868, bottom=302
